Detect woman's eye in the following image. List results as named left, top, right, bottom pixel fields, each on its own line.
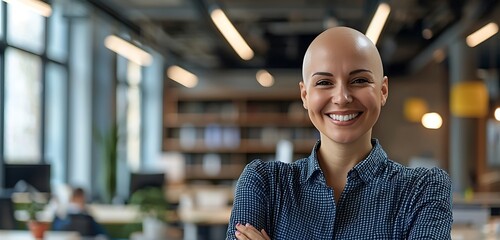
left=351, top=78, right=369, bottom=84
left=315, top=80, right=332, bottom=86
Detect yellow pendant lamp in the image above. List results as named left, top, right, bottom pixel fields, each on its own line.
left=404, top=98, right=429, bottom=122
left=450, top=81, right=489, bottom=117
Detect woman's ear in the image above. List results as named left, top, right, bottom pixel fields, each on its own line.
left=299, top=81, right=308, bottom=109
left=381, top=76, right=389, bottom=106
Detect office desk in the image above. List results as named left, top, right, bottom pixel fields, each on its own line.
left=178, top=206, right=232, bottom=240
left=167, top=184, right=234, bottom=204
left=15, top=204, right=141, bottom=224
left=453, top=192, right=500, bottom=207
left=179, top=206, right=232, bottom=225
left=15, top=204, right=142, bottom=239
left=88, top=204, right=143, bottom=238
left=452, top=224, right=500, bottom=240
left=87, top=204, right=141, bottom=224
left=0, top=230, right=80, bottom=240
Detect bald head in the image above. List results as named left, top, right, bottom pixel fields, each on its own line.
left=302, top=27, right=384, bottom=83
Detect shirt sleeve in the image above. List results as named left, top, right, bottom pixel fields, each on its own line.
left=226, top=160, right=270, bottom=240
left=406, top=167, right=453, bottom=240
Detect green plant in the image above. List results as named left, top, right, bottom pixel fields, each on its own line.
left=129, top=187, right=168, bottom=222
left=95, top=124, right=119, bottom=203
left=25, top=194, right=46, bottom=221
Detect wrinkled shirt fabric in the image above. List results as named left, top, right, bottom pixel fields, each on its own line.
left=226, top=139, right=452, bottom=240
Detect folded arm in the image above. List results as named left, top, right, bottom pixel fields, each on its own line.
left=226, top=160, right=271, bottom=240
left=407, top=168, right=453, bottom=239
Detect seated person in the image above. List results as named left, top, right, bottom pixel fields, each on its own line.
left=52, top=187, right=108, bottom=239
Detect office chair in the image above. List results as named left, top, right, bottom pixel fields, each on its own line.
left=55, top=213, right=107, bottom=238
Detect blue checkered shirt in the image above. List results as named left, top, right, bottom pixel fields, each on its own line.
left=226, top=139, right=452, bottom=239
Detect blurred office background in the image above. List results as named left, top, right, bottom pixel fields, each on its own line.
left=0, top=0, right=499, bottom=239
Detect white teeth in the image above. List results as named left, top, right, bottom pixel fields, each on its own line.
left=329, top=113, right=359, bottom=121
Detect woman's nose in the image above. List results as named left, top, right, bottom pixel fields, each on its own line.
left=332, top=85, right=353, bottom=105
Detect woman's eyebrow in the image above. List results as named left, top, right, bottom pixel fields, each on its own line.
left=311, top=70, right=372, bottom=77
left=349, top=69, right=372, bottom=75
left=311, top=72, right=333, bottom=77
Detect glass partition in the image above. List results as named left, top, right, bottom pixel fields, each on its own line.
left=4, top=48, right=42, bottom=162
left=6, top=3, right=45, bottom=54
left=45, top=63, right=68, bottom=184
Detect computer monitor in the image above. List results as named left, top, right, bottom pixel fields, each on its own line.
left=129, top=172, right=165, bottom=196
left=4, top=164, right=51, bottom=193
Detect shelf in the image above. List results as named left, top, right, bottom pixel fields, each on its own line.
left=163, top=138, right=316, bottom=154
left=163, top=88, right=318, bottom=182
left=164, top=113, right=310, bottom=127
left=164, top=113, right=239, bottom=126
left=241, top=113, right=308, bottom=125
left=170, top=90, right=303, bottom=101
left=185, top=164, right=245, bottom=180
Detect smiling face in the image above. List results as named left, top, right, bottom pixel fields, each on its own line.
left=300, top=27, right=388, bottom=145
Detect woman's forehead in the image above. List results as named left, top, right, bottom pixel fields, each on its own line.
left=302, top=27, right=385, bottom=80
left=305, top=48, right=381, bottom=76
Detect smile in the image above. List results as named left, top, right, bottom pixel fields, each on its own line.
left=328, top=113, right=360, bottom=122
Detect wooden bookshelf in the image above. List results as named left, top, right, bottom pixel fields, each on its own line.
left=162, top=88, right=318, bottom=182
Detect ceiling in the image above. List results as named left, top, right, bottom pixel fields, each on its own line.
left=91, top=0, right=500, bottom=76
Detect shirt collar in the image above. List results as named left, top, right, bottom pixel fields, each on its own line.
left=351, top=139, right=388, bottom=183
left=305, top=140, right=323, bottom=183
left=304, top=139, right=388, bottom=184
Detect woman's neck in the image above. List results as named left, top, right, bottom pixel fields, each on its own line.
left=317, top=135, right=373, bottom=178
left=317, top=135, right=373, bottom=202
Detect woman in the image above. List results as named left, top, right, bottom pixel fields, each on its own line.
left=226, top=27, right=452, bottom=239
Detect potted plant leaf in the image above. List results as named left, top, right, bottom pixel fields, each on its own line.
left=25, top=193, right=50, bottom=239
left=95, top=124, right=119, bottom=204
left=129, top=187, right=169, bottom=238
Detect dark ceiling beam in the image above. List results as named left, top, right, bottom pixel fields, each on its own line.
left=190, top=0, right=235, bottom=53
left=408, top=22, right=469, bottom=73
left=86, top=0, right=186, bottom=66
left=190, top=0, right=259, bottom=67
left=125, top=5, right=349, bottom=21
left=409, top=0, right=499, bottom=73
left=127, top=8, right=198, bottom=21
left=86, top=0, right=141, bottom=35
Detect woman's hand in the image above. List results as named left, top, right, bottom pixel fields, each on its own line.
left=235, top=223, right=271, bottom=240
